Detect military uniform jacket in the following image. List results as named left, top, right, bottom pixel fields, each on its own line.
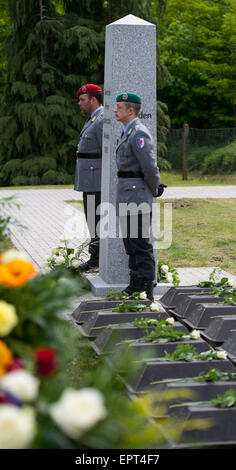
left=116, top=118, right=160, bottom=213
left=74, top=106, right=104, bottom=192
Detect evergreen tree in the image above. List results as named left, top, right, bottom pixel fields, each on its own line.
left=0, top=0, right=11, bottom=98
left=0, top=0, right=170, bottom=186
left=0, top=0, right=103, bottom=186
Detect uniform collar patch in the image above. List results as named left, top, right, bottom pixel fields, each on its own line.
left=91, top=115, right=97, bottom=122
left=127, top=127, right=133, bottom=136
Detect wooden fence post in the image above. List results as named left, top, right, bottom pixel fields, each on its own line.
left=182, top=123, right=189, bottom=180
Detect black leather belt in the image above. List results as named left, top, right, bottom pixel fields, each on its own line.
left=76, top=153, right=102, bottom=159
left=117, top=171, right=144, bottom=178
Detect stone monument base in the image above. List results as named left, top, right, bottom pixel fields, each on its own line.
left=87, top=274, right=171, bottom=297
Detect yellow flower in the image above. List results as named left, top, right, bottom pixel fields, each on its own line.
left=0, top=260, right=37, bottom=288
left=0, top=340, right=13, bottom=370
left=0, top=301, right=18, bottom=337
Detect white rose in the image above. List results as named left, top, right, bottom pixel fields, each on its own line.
left=216, top=350, right=227, bottom=360
left=49, top=388, right=107, bottom=439
left=166, top=317, right=175, bottom=326
left=55, top=255, right=65, bottom=265
left=2, top=249, right=30, bottom=263
left=228, top=278, right=236, bottom=288
left=41, top=266, right=51, bottom=274
left=166, top=273, right=173, bottom=283
left=190, top=329, right=200, bottom=340
left=139, top=291, right=147, bottom=300
left=0, top=405, right=36, bottom=449
left=51, top=248, right=59, bottom=255
left=160, top=264, right=169, bottom=274
left=46, top=254, right=54, bottom=262
left=60, top=235, right=70, bottom=244
left=0, top=370, right=39, bottom=402
left=146, top=319, right=158, bottom=325
left=71, top=259, right=80, bottom=269
left=150, top=302, right=159, bottom=312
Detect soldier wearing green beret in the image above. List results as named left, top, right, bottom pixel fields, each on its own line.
left=114, top=92, right=161, bottom=301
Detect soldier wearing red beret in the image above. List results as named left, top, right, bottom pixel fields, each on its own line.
left=74, top=84, right=104, bottom=271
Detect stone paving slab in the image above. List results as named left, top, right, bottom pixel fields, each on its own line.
left=0, top=189, right=87, bottom=269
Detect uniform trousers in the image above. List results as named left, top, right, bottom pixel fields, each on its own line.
left=83, top=191, right=101, bottom=263
left=119, top=211, right=155, bottom=281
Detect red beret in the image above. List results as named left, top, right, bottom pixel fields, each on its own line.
left=76, top=84, right=102, bottom=98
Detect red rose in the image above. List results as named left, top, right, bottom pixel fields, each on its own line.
left=34, top=347, right=58, bottom=377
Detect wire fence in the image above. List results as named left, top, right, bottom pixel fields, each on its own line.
left=166, top=126, right=236, bottom=174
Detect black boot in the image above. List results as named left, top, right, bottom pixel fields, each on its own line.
left=79, top=258, right=99, bottom=272
left=122, top=270, right=140, bottom=295
left=144, top=280, right=154, bottom=302
left=139, top=278, right=154, bottom=302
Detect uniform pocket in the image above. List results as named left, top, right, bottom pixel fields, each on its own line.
left=74, top=158, right=101, bottom=191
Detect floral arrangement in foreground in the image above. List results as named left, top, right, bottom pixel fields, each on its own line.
left=0, top=333, right=199, bottom=449
left=0, top=200, right=210, bottom=448
left=158, top=261, right=180, bottom=286
left=0, top=247, right=203, bottom=449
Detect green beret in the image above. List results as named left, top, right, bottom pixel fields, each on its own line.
left=116, top=92, right=142, bottom=104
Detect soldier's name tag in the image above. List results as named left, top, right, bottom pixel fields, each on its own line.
left=137, top=137, right=145, bottom=149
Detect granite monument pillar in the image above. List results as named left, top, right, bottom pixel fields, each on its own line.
left=88, top=14, right=158, bottom=295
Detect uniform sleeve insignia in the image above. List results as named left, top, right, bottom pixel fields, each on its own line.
left=137, top=137, right=145, bottom=148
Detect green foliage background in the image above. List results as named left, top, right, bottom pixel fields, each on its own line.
left=0, top=0, right=235, bottom=185
left=156, top=0, right=236, bottom=128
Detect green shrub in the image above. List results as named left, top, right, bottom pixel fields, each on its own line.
left=188, top=146, right=218, bottom=172
left=28, top=176, right=41, bottom=185
left=166, top=141, right=183, bottom=169
left=56, top=173, right=73, bottom=184
left=38, top=157, right=57, bottom=174
left=11, top=175, right=29, bottom=186
left=41, top=170, right=58, bottom=184
left=158, top=156, right=172, bottom=171
left=202, top=141, right=236, bottom=174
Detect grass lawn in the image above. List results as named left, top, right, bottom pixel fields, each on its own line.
left=159, top=198, right=236, bottom=275
left=160, top=172, right=236, bottom=186
left=0, top=172, right=236, bottom=190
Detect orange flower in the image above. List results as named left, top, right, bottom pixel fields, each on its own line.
left=0, top=254, right=2, bottom=264
left=0, top=259, right=37, bottom=287
left=0, top=340, right=13, bottom=371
